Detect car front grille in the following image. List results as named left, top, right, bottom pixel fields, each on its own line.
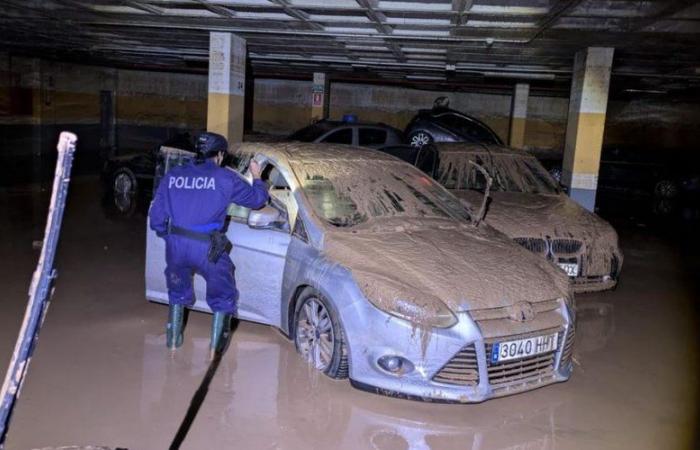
left=433, top=327, right=571, bottom=389
left=513, top=237, right=547, bottom=255
left=432, top=344, right=479, bottom=386
left=484, top=328, right=563, bottom=387
left=550, top=239, right=583, bottom=255
left=468, top=299, right=560, bottom=322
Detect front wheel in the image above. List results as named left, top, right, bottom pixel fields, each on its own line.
left=112, top=168, right=138, bottom=214
left=653, top=179, right=678, bottom=199
left=293, top=288, right=348, bottom=379
left=408, top=131, right=433, bottom=148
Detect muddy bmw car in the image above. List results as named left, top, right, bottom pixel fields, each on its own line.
left=424, top=143, right=623, bottom=293
left=146, top=143, right=575, bottom=402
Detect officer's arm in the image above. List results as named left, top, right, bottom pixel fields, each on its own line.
left=149, top=178, right=170, bottom=237
left=230, top=175, right=270, bottom=209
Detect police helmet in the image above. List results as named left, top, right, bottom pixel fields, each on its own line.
left=195, top=132, right=228, bottom=159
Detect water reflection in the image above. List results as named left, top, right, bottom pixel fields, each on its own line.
left=574, top=301, right=615, bottom=355
left=138, top=328, right=574, bottom=450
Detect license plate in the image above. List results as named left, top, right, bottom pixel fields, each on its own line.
left=491, top=333, right=559, bottom=363
left=558, top=262, right=579, bottom=277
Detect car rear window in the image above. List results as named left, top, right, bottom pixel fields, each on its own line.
left=359, top=128, right=387, bottom=146
left=288, top=122, right=337, bottom=142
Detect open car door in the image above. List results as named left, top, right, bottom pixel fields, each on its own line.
left=145, top=147, right=292, bottom=327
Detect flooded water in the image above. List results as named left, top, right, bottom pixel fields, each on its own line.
left=0, top=179, right=698, bottom=449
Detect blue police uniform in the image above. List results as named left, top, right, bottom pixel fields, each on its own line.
left=149, top=159, right=269, bottom=314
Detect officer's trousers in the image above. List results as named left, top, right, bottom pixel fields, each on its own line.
left=163, top=235, right=238, bottom=314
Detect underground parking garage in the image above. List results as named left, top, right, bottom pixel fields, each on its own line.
left=1, top=0, right=699, bottom=448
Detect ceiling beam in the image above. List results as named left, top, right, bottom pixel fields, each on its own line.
left=192, top=0, right=236, bottom=19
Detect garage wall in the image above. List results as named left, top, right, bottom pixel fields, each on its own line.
left=0, top=55, right=206, bottom=186
left=253, top=79, right=699, bottom=155
left=2, top=53, right=698, bottom=187
left=252, top=79, right=571, bottom=148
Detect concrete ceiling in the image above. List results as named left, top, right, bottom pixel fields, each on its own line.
left=1, top=0, right=699, bottom=95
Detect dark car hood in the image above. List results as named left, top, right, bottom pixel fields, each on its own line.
left=452, top=190, right=622, bottom=276
left=323, top=220, right=570, bottom=315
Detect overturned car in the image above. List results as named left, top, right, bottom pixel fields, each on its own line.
left=145, top=142, right=576, bottom=402
left=419, top=143, right=623, bottom=293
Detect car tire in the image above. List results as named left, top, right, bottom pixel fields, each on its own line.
left=293, top=288, right=348, bottom=379
left=408, top=131, right=433, bottom=148
left=653, top=179, right=678, bottom=199
left=111, top=168, right=138, bottom=214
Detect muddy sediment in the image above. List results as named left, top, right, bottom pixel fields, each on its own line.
left=432, top=143, right=623, bottom=277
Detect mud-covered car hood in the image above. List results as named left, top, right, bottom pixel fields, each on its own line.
left=452, top=190, right=622, bottom=276
left=323, top=219, right=570, bottom=315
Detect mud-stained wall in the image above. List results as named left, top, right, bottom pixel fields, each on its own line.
left=2, top=53, right=698, bottom=186
left=253, top=80, right=699, bottom=156
left=0, top=56, right=207, bottom=186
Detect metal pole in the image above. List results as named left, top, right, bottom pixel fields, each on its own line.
left=0, top=132, right=77, bottom=448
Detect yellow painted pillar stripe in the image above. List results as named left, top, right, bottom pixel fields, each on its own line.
left=563, top=47, right=614, bottom=211
left=509, top=83, right=529, bottom=149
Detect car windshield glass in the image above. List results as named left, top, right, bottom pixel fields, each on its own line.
left=287, top=122, right=337, bottom=142
left=290, top=159, right=471, bottom=227
left=437, top=151, right=559, bottom=194
left=435, top=114, right=500, bottom=145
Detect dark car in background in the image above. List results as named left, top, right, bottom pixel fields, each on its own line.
left=101, top=133, right=194, bottom=216
left=287, top=119, right=404, bottom=148
left=532, top=146, right=700, bottom=218
left=404, top=102, right=503, bottom=148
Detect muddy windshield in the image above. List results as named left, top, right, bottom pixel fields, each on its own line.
left=290, top=159, right=471, bottom=227
left=437, top=152, right=559, bottom=194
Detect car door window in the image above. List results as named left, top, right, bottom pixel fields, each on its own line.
left=226, top=151, right=255, bottom=222
left=262, top=163, right=299, bottom=230
left=359, top=128, right=387, bottom=146
left=321, top=128, right=353, bottom=144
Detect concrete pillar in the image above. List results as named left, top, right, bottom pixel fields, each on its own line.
left=562, top=47, right=614, bottom=211
left=508, top=83, right=529, bottom=149
left=311, top=72, right=329, bottom=122
left=207, top=32, right=246, bottom=144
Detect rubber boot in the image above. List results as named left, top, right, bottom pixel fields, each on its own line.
left=166, top=304, right=184, bottom=350
left=210, top=312, right=232, bottom=360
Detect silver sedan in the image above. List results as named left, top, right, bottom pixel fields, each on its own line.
left=145, top=142, right=576, bottom=402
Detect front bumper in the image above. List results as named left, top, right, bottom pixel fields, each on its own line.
left=339, top=290, right=575, bottom=403
left=572, top=275, right=618, bottom=293
left=512, top=237, right=622, bottom=294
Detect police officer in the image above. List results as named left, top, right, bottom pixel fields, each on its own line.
left=149, top=132, right=269, bottom=357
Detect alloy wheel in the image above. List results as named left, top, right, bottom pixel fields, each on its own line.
left=409, top=132, right=431, bottom=148
left=113, top=172, right=135, bottom=196
left=295, top=297, right=335, bottom=371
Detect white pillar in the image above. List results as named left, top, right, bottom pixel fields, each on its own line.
left=207, top=32, right=246, bottom=144
left=508, top=83, right=529, bottom=149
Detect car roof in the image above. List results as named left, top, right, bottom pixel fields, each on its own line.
left=432, top=142, right=531, bottom=157
left=237, top=142, right=399, bottom=165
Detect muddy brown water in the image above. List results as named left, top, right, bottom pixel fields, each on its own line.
left=0, top=178, right=698, bottom=450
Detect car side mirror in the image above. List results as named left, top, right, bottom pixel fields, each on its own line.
left=247, top=205, right=283, bottom=229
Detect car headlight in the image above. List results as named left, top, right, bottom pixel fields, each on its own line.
left=352, top=271, right=458, bottom=329
left=562, top=295, right=576, bottom=314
